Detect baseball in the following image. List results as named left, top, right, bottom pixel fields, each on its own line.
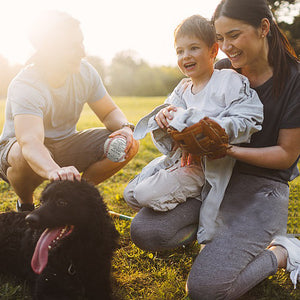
left=104, top=136, right=127, bottom=162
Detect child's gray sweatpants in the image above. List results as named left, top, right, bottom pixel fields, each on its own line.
left=130, top=168, right=289, bottom=299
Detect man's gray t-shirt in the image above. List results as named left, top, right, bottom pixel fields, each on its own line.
left=1, top=60, right=106, bottom=143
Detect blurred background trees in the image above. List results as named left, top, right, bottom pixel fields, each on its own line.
left=0, top=0, right=298, bottom=98
left=105, top=50, right=183, bottom=96
left=269, top=0, right=300, bottom=55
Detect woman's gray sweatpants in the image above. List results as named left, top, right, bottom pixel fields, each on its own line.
left=130, top=168, right=290, bottom=300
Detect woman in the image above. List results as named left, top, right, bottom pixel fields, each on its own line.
left=130, top=0, right=300, bottom=298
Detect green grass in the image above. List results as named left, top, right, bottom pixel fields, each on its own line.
left=0, top=97, right=299, bottom=299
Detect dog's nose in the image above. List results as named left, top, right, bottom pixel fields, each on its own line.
left=25, top=214, right=40, bottom=228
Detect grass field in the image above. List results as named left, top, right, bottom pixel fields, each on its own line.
left=0, top=97, right=299, bottom=299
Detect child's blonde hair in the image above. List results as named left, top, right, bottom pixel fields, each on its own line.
left=174, top=15, right=216, bottom=48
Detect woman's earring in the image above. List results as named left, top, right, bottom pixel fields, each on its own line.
left=261, top=34, right=265, bottom=38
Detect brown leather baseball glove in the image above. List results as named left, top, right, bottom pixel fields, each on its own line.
left=168, top=117, right=230, bottom=159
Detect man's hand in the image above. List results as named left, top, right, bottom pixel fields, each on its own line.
left=108, top=127, right=134, bottom=158
left=48, top=166, right=81, bottom=181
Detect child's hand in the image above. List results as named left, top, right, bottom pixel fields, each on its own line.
left=181, top=150, right=189, bottom=167
left=155, top=105, right=177, bottom=129
left=181, top=151, right=201, bottom=167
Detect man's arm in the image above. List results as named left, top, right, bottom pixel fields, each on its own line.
left=88, top=93, right=134, bottom=151
left=227, top=128, right=300, bottom=170
left=14, top=114, right=81, bottom=181
left=88, top=93, right=129, bottom=130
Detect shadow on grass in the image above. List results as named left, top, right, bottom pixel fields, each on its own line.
left=0, top=275, right=31, bottom=300
left=241, top=274, right=300, bottom=300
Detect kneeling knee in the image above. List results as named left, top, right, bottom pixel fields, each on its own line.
left=123, top=184, right=141, bottom=211
left=187, top=272, right=230, bottom=300
left=130, top=217, right=152, bottom=250
left=7, top=142, right=40, bottom=177
left=127, top=139, right=139, bottom=160
left=133, top=182, right=152, bottom=207
left=130, top=215, right=168, bottom=252
left=8, top=143, right=27, bottom=168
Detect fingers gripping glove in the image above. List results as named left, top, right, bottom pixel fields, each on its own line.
left=168, top=117, right=230, bottom=159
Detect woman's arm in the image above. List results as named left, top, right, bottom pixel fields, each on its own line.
left=227, top=128, right=300, bottom=169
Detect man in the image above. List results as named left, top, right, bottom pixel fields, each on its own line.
left=0, top=10, right=139, bottom=211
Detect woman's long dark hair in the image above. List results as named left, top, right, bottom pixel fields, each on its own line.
left=212, top=0, right=298, bottom=96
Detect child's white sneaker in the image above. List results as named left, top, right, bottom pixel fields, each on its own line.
left=270, top=236, right=300, bottom=289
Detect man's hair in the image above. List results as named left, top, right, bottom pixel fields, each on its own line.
left=28, top=10, right=80, bottom=51
left=174, top=15, right=216, bottom=48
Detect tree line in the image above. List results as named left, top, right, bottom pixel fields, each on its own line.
left=87, top=51, right=184, bottom=97
left=0, top=0, right=298, bottom=98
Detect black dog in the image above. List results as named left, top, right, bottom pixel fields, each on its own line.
left=0, top=180, right=119, bottom=300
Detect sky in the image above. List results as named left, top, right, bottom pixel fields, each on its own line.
left=0, top=0, right=227, bottom=67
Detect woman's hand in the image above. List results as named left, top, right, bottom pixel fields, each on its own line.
left=155, top=105, right=178, bottom=129
left=226, top=128, right=300, bottom=170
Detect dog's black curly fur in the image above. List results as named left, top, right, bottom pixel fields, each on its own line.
left=0, top=180, right=119, bottom=300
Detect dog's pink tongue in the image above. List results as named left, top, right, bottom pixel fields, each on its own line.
left=31, top=228, right=62, bottom=274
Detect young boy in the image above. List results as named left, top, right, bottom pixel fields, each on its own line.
left=124, top=15, right=264, bottom=242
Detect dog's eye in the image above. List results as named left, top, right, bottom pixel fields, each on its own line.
left=56, top=199, right=68, bottom=207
